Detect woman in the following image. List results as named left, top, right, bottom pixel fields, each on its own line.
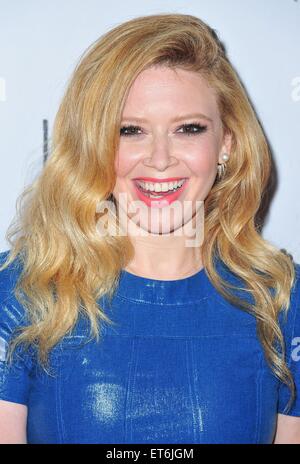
left=0, top=13, right=299, bottom=444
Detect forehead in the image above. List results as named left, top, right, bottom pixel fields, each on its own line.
left=122, top=66, right=219, bottom=119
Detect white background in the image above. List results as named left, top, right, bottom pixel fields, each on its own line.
left=0, top=0, right=299, bottom=260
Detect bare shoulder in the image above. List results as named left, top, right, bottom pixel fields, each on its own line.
left=273, top=413, right=300, bottom=444
left=0, top=399, right=28, bottom=444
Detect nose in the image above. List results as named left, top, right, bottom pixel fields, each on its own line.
left=143, top=133, right=178, bottom=171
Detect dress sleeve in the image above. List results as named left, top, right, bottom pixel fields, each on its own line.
left=0, top=250, right=34, bottom=406
left=277, top=261, right=300, bottom=416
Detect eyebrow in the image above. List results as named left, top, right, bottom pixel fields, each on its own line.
left=121, top=112, right=213, bottom=123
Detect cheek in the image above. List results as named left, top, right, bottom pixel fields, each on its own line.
left=190, top=155, right=215, bottom=176
left=114, top=147, right=136, bottom=177
left=187, top=143, right=218, bottom=177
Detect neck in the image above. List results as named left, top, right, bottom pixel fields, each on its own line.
left=124, top=232, right=203, bottom=280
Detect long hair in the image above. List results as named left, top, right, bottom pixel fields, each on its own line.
left=0, top=13, right=296, bottom=413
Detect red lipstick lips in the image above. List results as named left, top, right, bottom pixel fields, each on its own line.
left=132, top=178, right=189, bottom=208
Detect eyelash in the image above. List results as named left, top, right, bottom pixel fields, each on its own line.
left=120, top=122, right=208, bottom=137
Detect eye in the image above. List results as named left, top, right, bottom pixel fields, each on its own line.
left=177, top=122, right=208, bottom=136
left=120, top=125, right=142, bottom=137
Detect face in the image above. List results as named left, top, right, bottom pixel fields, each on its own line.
left=112, top=65, right=231, bottom=235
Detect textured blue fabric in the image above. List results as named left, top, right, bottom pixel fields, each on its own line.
left=0, top=249, right=299, bottom=444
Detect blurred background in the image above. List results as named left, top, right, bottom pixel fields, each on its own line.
left=0, top=0, right=299, bottom=260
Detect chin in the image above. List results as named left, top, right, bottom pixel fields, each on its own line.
left=137, top=218, right=184, bottom=236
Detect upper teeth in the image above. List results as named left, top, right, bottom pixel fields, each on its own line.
left=137, top=179, right=186, bottom=192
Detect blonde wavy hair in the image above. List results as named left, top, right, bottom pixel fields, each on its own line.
left=0, top=13, right=296, bottom=413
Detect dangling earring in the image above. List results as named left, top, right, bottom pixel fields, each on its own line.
left=217, top=153, right=229, bottom=179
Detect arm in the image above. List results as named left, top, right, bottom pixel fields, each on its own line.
left=273, top=413, right=300, bottom=444
left=0, top=252, right=32, bottom=444
left=0, top=400, right=27, bottom=444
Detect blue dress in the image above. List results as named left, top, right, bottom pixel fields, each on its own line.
left=0, top=249, right=299, bottom=444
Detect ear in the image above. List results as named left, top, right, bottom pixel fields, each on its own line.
left=218, top=131, right=232, bottom=164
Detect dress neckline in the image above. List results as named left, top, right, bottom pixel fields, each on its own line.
left=115, top=265, right=208, bottom=305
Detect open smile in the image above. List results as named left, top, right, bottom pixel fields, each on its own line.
left=132, top=178, right=189, bottom=207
